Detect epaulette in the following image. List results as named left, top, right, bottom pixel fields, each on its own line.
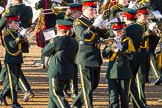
left=122, top=36, right=130, bottom=43
left=76, top=17, right=93, bottom=26
left=2, top=30, right=10, bottom=37
left=2, top=9, right=9, bottom=15
left=110, top=5, right=118, bottom=11
left=73, top=19, right=81, bottom=26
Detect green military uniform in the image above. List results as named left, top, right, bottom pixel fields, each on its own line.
left=135, top=21, right=151, bottom=105
left=63, top=3, right=82, bottom=97
left=42, top=20, right=79, bottom=108
left=123, top=7, right=147, bottom=108
left=71, top=0, right=108, bottom=107
left=102, top=22, right=135, bottom=108
left=0, top=22, right=24, bottom=107
left=0, top=3, right=34, bottom=102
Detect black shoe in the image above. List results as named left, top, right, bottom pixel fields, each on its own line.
left=154, top=77, right=162, bottom=85
left=12, top=103, right=22, bottom=108
left=71, top=93, right=77, bottom=99
left=63, top=91, right=70, bottom=98
left=0, top=94, right=8, bottom=106
left=22, top=91, right=34, bottom=102
left=70, top=104, right=82, bottom=108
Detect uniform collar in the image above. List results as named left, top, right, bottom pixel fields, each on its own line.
left=126, top=21, right=136, bottom=27
left=14, top=3, right=24, bottom=6
left=82, top=14, right=93, bottom=21
left=136, top=21, right=144, bottom=26
left=8, top=28, right=17, bottom=32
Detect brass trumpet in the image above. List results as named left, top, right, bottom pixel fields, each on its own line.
left=104, top=38, right=117, bottom=46
left=146, top=19, right=162, bottom=37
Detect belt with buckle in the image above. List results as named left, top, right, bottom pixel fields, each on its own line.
left=79, top=41, right=101, bottom=49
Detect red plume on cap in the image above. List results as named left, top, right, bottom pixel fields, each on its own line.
left=6, top=16, right=20, bottom=21
left=82, top=1, right=96, bottom=7
left=58, top=25, right=72, bottom=30
left=70, top=7, right=82, bottom=11
left=111, top=23, right=125, bottom=30
left=137, top=9, right=148, bottom=15
left=123, top=12, right=136, bottom=19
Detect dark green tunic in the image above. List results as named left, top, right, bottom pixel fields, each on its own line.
left=1, top=28, right=23, bottom=105
left=102, top=36, right=134, bottom=108
left=42, top=36, right=79, bottom=80
left=42, top=35, right=78, bottom=108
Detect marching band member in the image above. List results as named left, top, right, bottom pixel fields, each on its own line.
left=0, top=0, right=34, bottom=103
left=135, top=6, right=157, bottom=106
left=123, top=7, right=147, bottom=108
left=71, top=0, right=108, bottom=107
left=63, top=3, right=82, bottom=98
left=42, top=19, right=79, bottom=108
left=102, top=21, right=135, bottom=108
left=0, top=14, right=26, bottom=108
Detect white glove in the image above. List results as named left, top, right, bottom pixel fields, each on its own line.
left=128, top=1, right=136, bottom=9
left=116, top=42, right=123, bottom=50
left=93, top=15, right=103, bottom=27
left=100, top=19, right=109, bottom=28
left=0, top=6, right=4, bottom=14
left=148, top=22, right=156, bottom=30
left=114, top=37, right=121, bottom=43
left=113, top=47, right=119, bottom=52
left=19, top=27, right=27, bottom=36
left=70, top=28, right=74, bottom=36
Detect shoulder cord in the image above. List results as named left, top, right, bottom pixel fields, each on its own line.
left=2, top=30, right=21, bottom=56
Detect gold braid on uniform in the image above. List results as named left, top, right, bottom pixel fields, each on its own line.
left=2, top=30, right=22, bottom=56
left=73, top=19, right=96, bottom=42
left=109, top=37, right=135, bottom=61
left=122, top=37, right=136, bottom=52
left=62, top=0, right=68, bottom=6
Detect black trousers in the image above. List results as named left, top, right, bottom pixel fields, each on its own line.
left=108, top=79, right=130, bottom=108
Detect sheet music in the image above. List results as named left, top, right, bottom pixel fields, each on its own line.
left=151, top=10, right=162, bottom=19
left=43, top=29, right=57, bottom=40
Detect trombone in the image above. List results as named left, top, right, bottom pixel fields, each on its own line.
left=41, top=3, right=69, bottom=15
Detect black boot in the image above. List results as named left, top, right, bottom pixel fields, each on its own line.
left=154, top=76, right=162, bottom=85
left=22, top=90, right=34, bottom=102
left=0, top=94, right=8, bottom=106
left=12, top=103, right=22, bottom=108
